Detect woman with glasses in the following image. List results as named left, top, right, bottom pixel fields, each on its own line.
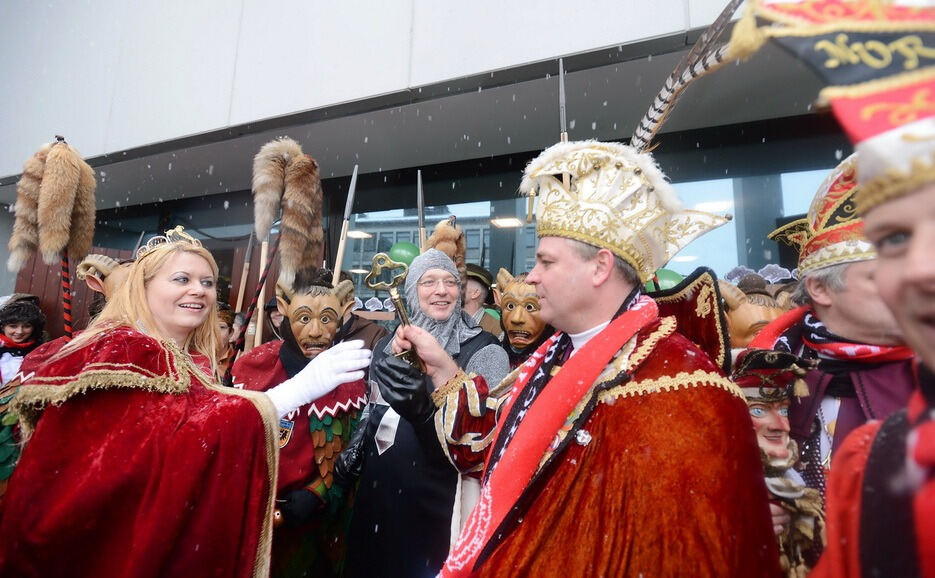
left=344, top=249, right=509, bottom=578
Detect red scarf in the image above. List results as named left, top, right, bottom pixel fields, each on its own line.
left=0, top=333, right=36, bottom=353
left=441, top=296, right=659, bottom=577
left=750, top=306, right=915, bottom=363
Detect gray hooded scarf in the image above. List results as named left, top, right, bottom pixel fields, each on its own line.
left=384, top=248, right=481, bottom=356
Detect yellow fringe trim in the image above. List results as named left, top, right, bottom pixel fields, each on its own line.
left=13, top=370, right=189, bottom=437
left=432, top=369, right=470, bottom=407
left=625, top=316, right=677, bottom=374
left=599, top=369, right=745, bottom=403
left=727, top=0, right=768, bottom=61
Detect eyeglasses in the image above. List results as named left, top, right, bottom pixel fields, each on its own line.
left=417, top=277, right=459, bottom=289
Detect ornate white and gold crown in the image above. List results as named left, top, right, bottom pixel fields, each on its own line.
left=520, top=140, right=729, bottom=282
left=136, top=226, right=203, bottom=260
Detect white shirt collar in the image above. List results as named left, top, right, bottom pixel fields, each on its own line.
left=567, top=320, right=611, bottom=354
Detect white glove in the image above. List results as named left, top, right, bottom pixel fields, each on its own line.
left=266, top=340, right=371, bottom=418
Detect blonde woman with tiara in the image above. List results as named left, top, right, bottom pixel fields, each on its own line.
left=0, top=227, right=370, bottom=578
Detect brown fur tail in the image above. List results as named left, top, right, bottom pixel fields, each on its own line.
left=37, top=143, right=82, bottom=264
left=253, top=137, right=303, bottom=240
left=67, top=159, right=97, bottom=262
left=278, top=153, right=323, bottom=287
left=425, top=216, right=467, bottom=283
left=7, top=144, right=51, bottom=272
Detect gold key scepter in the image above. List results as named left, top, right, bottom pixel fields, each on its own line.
left=365, top=253, right=425, bottom=372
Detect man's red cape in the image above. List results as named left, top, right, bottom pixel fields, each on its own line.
left=0, top=327, right=279, bottom=578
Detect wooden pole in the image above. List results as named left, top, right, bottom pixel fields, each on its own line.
left=252, top=239, right=269, bottom=350
left=234, top=233, right=254, bottom=312
left=417, top=169, right=426, bottom=250
left=60, top=250, right=72, bottom=341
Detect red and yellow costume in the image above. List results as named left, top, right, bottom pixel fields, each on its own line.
left=233, top=339, right=366, bottom=576
left=0, top=327, right=279, bottom=578
left=435, top=297, right=780, bottom=577
left=234, top=340, right=366, bottom=496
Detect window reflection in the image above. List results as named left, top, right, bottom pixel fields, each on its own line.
left=339, top=161, right=843, bottom=307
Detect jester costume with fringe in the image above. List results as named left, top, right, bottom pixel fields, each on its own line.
left=435, top=296, right=780, bottom=577
left=233, top=339, right=366, bottom=578
left=0, top=327, right=279, bottom=578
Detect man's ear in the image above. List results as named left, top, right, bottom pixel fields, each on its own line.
left=803, top=276, right=834, bottom=308
left=85, top=275, right=106, bottom=295
left=276, top=296, right=290, bottom=318
left=592, top=249, right=616, bottom=286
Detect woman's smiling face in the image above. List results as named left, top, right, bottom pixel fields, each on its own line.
left=145, top=251, right=217, bottom=345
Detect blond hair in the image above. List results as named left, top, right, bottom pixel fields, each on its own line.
left=61, top=242, right=222, bottom=379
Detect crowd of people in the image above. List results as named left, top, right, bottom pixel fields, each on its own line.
left=0, top=123, right=931, bottom=577
left=1, top=5, right=934, bottom=575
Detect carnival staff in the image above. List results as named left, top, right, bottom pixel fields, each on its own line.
left=0, top=227, right=370, bottom=577
left=344, top=249, right=509, bottom=578
left=752, top=153, right=915, bottom=503
left=408, top=141, right=779, bottom=577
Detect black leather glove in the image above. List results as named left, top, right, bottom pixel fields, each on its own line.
left=276, top=488, right=325, bottom=528
left=373, top=352, right=436, bottom=423
left=333, top=404, right=372, bottom=489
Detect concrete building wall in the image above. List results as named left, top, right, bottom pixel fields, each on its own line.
left=0, top=0, right=728, bottom=177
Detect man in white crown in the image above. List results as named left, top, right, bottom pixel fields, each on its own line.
left=393, top=141, right=780, bottom=577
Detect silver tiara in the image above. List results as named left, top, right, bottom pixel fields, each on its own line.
left=136, top=226, right=202, bottom=260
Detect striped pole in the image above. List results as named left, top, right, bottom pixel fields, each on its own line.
left=222, top=234, right=281, bottom=386
left=60, top=249, right=73, bottom=341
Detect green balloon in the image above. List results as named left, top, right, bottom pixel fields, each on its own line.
left=388, top=242, right=420, bottom=266
left=644, top=268, right=684, bottom=292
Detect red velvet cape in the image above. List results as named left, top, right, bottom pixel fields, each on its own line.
left=0, top=327, right=279, bottom=578
left=439, top=317, right=780, bottom=577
